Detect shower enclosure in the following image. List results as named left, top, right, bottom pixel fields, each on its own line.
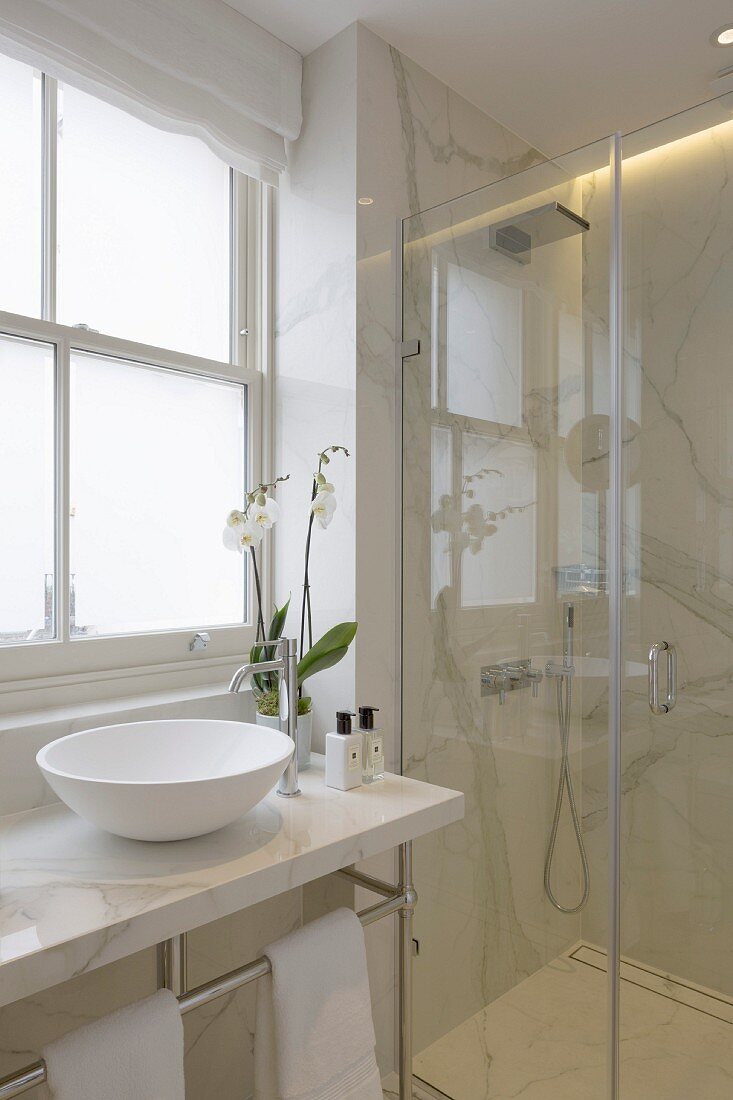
left=401, top=93, right=733, bottom=1099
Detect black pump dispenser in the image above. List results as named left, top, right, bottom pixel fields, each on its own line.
left=336, top=710, right=355, bottom=735
left=358, top=706, right=380, bottom=730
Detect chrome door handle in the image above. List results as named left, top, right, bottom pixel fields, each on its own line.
left=648, top=641, right=677, bottom=714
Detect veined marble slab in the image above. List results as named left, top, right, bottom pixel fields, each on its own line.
left=0, top=758, right=462, bottom=1008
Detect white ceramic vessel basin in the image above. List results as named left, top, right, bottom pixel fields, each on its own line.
left=37, top=720, right=294, bottom=842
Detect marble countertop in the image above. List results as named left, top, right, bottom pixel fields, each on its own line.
left=0, top=758, right=463, bottom=1008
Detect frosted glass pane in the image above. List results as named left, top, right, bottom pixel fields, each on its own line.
left=445, top=262, right=523, bottom=426
left=0, top=55, right=42, bottom=317
left=70, top=353, right=245, bottom=636
left=460, top=433, right=536, bottom=607
left=0, top=334, right=55, bottom=642
left=58, top=87, right=230, bottom=360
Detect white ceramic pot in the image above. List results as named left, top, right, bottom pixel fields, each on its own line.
left=256, top=708, right=313, bottom=770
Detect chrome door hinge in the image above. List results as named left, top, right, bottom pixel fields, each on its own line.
left=400, top=339, right=420, bottom=358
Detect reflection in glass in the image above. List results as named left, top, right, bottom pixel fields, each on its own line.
left=437, top=260, right=523, bottom=426
left=460, top=434, right=536, bottom=606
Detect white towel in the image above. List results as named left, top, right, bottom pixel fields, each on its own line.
left=254, top=908, right=383, bottom=1100
left=43, top=988, right=185, bottom=1100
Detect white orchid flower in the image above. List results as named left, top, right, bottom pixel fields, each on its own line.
left=222, top=518, right=263, bottom=552
left=239, top=519, right=264, bottom=548
left=251, top=496, right=280, bottom=530
left=226, top=509, right=247, bottom=528
left=311, top=490, right=337, bottom=529
left=223, top=525, right=242, bottom=551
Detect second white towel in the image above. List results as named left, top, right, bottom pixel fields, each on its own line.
left=254, top=908, right=383, bottom=1100
left=42, top=988, right=185, bottom=1100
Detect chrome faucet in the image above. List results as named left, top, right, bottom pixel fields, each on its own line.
left=229, top=637, right=300, bottom=797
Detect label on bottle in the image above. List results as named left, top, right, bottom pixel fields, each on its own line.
left=348, top=747, right=361, bottom=770
left=371, top=736, right=384, bottom=765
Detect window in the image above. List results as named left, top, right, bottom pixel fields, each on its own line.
left=0, top=56, right=264, bottom=685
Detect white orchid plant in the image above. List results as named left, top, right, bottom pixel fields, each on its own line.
left=223, top=475, right=290, bottom=641
left=223, top=446, right=356, bottom=718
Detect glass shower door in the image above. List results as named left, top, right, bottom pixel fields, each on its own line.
left=401, top=139, right=615, bottom=1099
left=617, top=97, right=733, bottom=1099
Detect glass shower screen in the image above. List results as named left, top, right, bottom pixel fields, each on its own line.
left=401, top=94, right=733, bottom=1100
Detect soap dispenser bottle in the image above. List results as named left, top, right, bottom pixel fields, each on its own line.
left=325, top=711, right=362, bottom=791
left=358, top=705, right=385, bottom=784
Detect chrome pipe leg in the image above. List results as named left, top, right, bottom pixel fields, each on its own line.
left=398, top=842, right=416, bottom=1100
left=158, top=934, right=187, bottom=996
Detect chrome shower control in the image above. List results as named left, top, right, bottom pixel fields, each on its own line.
left=481, top=659, right=543, bottom=700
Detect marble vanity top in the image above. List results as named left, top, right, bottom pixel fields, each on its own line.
left=0, top=758, right=462, bottom=1008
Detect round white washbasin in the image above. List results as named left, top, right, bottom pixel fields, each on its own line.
left=37, top=720, right=294, bottom=842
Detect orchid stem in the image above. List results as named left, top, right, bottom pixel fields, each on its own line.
left=300, top=489, right=316, bottom=656
left=250, top=546, right=265, bottom=643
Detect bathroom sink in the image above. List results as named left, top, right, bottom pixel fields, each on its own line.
left=37, top=720, right=294, bottom=842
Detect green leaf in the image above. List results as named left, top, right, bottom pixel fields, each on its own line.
left=297, top=621, right=357, bottom=687
left=250, top=595, right=290, bottom=693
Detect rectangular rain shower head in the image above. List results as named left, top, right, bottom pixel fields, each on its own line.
left=488, top=201, right=590, bottom=264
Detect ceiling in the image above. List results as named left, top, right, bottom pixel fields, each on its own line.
left=223, top=0, right=733, bottom=155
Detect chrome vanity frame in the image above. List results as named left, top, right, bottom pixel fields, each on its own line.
left=0, top=842, right=417, bottom=1100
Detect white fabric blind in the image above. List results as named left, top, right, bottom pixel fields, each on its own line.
left=0, top=0, right=302, bottom=184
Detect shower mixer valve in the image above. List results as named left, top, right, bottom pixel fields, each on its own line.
left=481, top=658, right=543, bottom=703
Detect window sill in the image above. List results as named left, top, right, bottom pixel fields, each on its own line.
left=0, top=679, right=256, bottom=817
left=0, top=652, right=250, bottom=718
left=0, top=680, right=254, bottom=735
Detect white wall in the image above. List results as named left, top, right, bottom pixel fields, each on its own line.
left=275, top=26, right=357, bottom=746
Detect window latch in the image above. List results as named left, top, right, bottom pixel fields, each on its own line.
left=189, top=632, right=211, bottom=652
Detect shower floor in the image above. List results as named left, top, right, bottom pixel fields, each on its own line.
left=412, top=945, right=733, bottom=1099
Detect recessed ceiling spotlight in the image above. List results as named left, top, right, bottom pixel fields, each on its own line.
left=711, top=24, right=733, bottom=45
left=358, top=196, right=374, bottom=205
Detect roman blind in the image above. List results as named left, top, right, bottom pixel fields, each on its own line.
left=0, top=0, right=302, bottom=184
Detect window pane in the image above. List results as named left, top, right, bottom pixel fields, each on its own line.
left=58, top=87, right=230, bottom=360
left=70, top=352, right=245, bottom=636
left=0, top=334, right=55, bottom=642
left=0, top=55, right=42, bottom=317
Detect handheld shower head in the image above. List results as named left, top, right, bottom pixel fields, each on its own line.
left=563, top=602, right=575, bottom=668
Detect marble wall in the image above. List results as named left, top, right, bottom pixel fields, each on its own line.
left=354, top=24, right=545, bottom=774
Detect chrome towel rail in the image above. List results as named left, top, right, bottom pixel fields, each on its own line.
left=0, top=841, right=416, bottom=1100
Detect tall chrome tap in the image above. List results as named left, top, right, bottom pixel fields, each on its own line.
left=229, top=637, right=300, bottom=797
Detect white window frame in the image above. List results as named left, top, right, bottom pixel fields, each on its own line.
left=0, top=72, right=273, bottom=697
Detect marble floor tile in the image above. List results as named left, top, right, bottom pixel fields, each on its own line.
left=413, top=949, right=733, bottom=1099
